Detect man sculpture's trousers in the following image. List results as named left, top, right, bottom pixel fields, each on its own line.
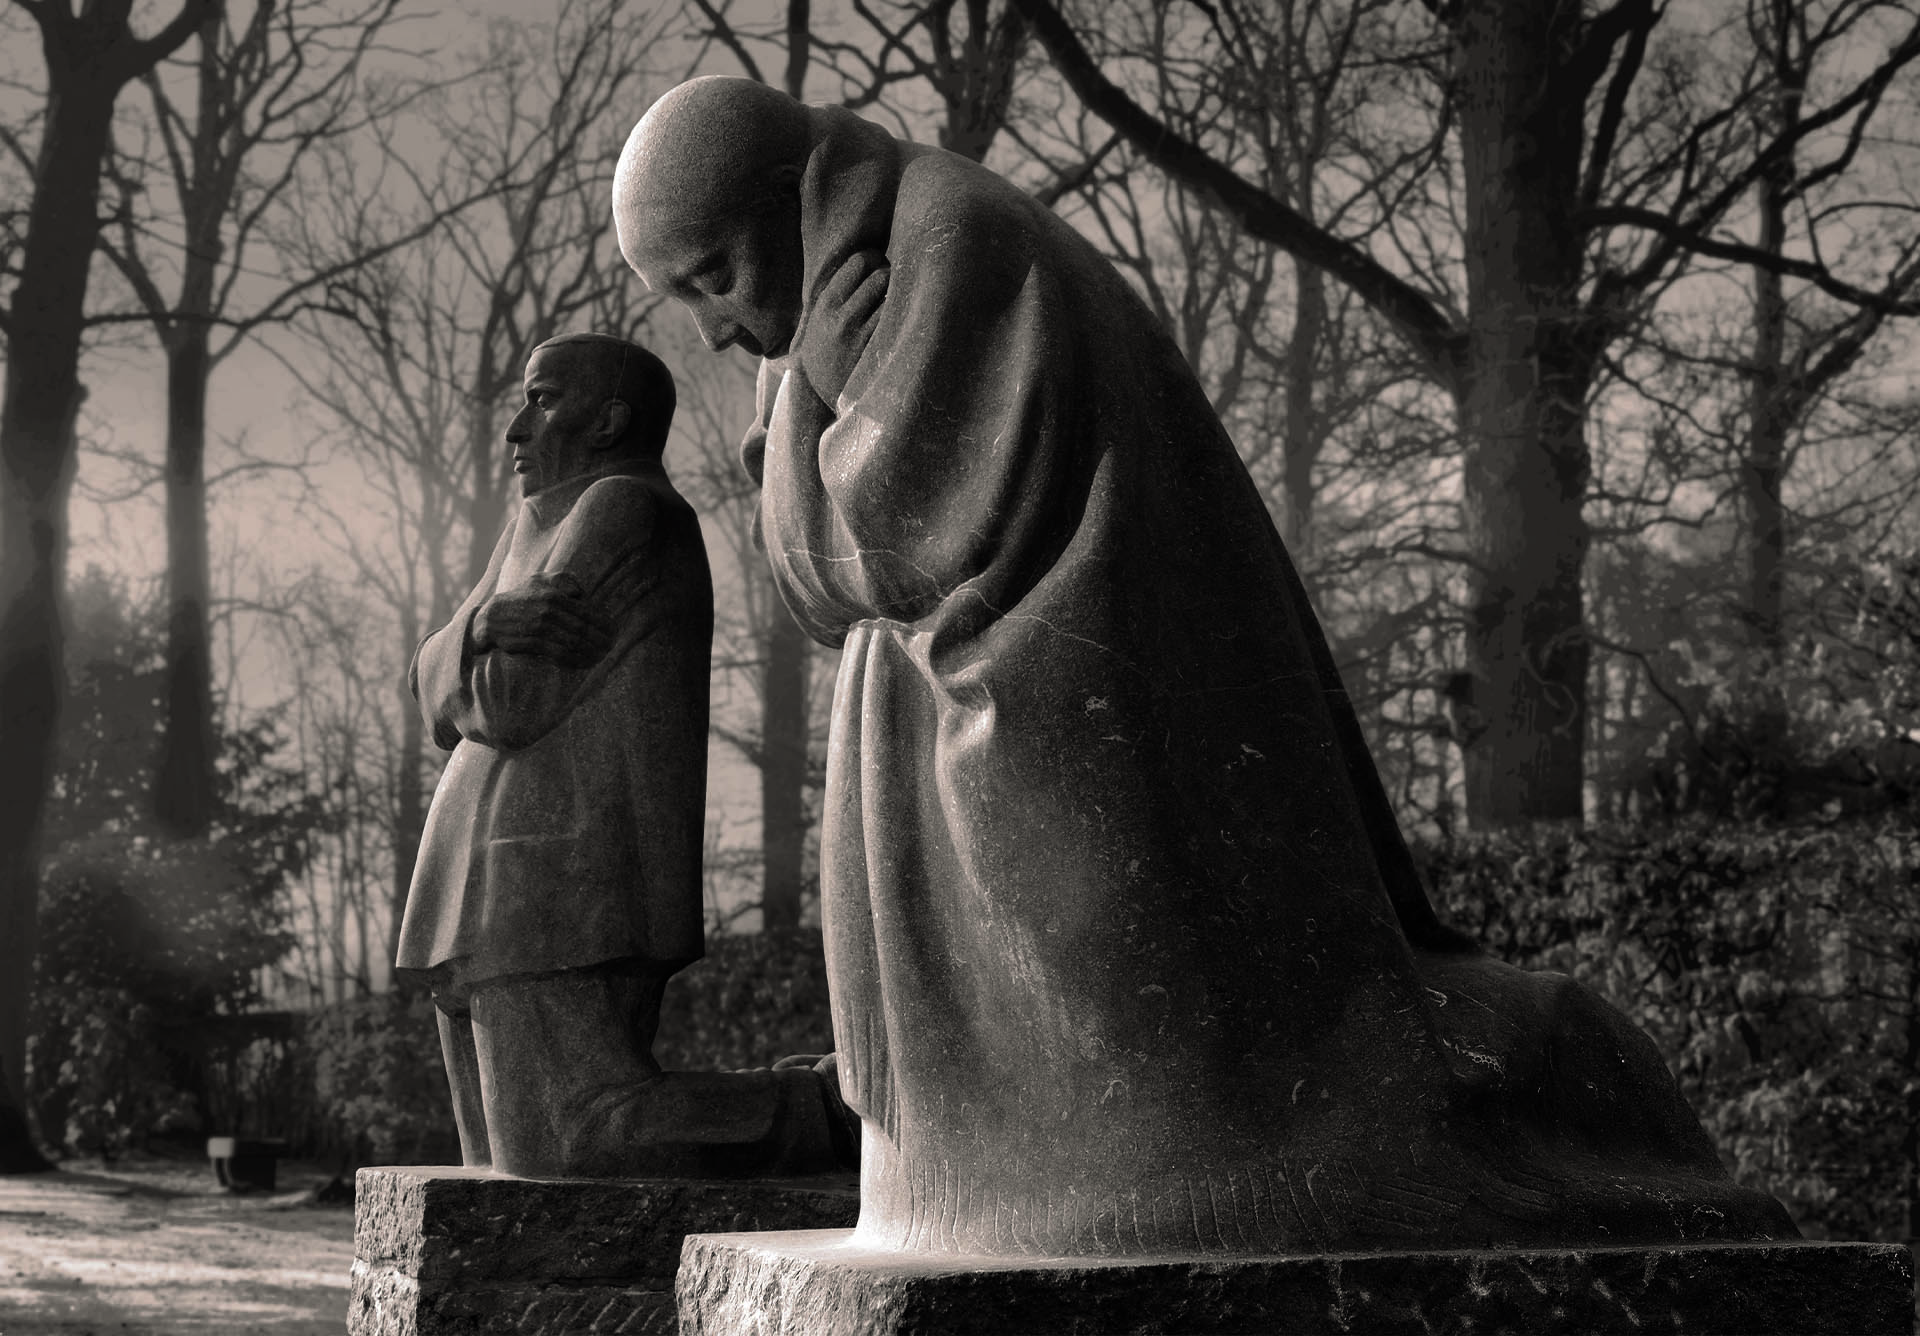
left=432, top=956, right=854, bottom=1178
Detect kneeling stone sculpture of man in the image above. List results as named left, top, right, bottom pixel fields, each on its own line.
left=614, top=79, right=1795, bottom=1254
left=398, top=332, right=853, bottom=1179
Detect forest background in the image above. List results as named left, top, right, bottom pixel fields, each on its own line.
left=2, top=0, right=1919, bottom=1248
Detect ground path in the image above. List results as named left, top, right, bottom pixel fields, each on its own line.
left=0, top=1152, right=352, bottom=1335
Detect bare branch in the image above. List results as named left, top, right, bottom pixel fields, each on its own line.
left=117, top=0, right=221, bottom=83
left=1582, top=203, right=1920, bottom=315
left=1579, top=0, right=1655, bottom=211
left=1014, top=0, right=1467, bottom=394
left=684, top=0, right=768, bottom=83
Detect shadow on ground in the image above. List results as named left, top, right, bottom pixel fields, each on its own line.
left=0, top=1149, right=354, bottom=1335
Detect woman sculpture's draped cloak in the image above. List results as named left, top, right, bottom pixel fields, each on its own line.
left=750, top=105, right=1793, bottom=1255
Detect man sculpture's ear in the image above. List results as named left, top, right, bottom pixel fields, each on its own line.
left=596, top=398, right=634, bottom=450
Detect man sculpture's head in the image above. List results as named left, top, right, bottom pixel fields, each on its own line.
left=614, top=77, right=810, bottom=359
left=508, top=333, right=675, bottom=497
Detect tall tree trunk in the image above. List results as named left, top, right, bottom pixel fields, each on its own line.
left=750, top=6, right=816, bottom=933
left=1279, top=259, right=1327, bottom=559
left=1741, top=141, right=1792, bottom=776
left=392, top=602, right=426, bottom=966
left=151, top=7, right=228, bottom=840
left=0, top=365, right=79, bottom=1169
left=154, top=324, right=218, bottom=836
left=759, top=589, right=811, bottom=931
left=0, top=46, right=123, bottom=1170
left=1745, top=178, right=1789, bottom=658
left=1, top=0, right=225, bottom=1158
left=1742, top=0, right=1799, bottom=771
left=1746, top=0, right=1805, bottom=647
left=1, top=0, right=212, bottom=1172
left=1452, top=0, right=1593, bottom=827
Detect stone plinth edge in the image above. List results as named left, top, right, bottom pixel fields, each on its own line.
left=348, top=1165, right=858, bottom=1335
left=677, top=1229, right=1913, bottom=1336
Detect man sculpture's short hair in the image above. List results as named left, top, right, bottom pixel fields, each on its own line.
left=535, top=332, right=677, bottom=458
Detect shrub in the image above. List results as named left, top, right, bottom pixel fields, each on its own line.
left=29, top=831, right=293, bottom=1156
left=654, top=927, right=834, bottom=1071
left=305, top=991, right=460, bottom=1167
left=25, top=573, right=321, bottom=1158
left=1421, top=811, right=1920, bottom=1241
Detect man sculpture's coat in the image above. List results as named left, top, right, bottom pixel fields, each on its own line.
left=742, top=103, right=1792, bottom=1254
left=398, top=461, right=711, bottom=989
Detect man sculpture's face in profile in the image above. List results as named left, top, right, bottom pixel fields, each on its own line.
left=506, top=344, right=610, bottom=497
left=625, top=207, right=805, bottom=360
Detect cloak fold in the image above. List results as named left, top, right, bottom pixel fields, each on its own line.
left=750, top=105, right=1793, bottom=1255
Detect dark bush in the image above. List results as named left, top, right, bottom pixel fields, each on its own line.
left=25, top=572, right=320, bottom=1159
left=29, top=832, right=295, bottom=1156
left=1421, top=811, right=1920, bottom=1241
left=305, top=990, right=460, bottom=1168
left=654, top=927, right=834, bottom=1070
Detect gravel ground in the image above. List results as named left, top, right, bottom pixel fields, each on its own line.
left=0, top=1152, right=354, bottom=1336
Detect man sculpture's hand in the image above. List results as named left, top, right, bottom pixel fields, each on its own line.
left=473, top=573, right=613, bottom=669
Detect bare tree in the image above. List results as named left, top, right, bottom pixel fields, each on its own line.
left=0, top=0, right=215, bottom=1175
left=269, top=574, right=394, bottom=1002
left=1566, top=0, right=1920, bottom=816
left=1016, top=0, right=1920, bottom=827
left=277, top=0, right=673, bottom=953
left=91, top=0, right=457, bottom=838
left=1734, top=0, right=1920, bottom=653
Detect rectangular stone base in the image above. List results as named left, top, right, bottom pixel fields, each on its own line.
left=678, top=1229, right=1913, bottom=1335
left=348, top=1165, right=859, bottom=1335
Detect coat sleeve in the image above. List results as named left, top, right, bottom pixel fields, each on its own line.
left=410, top=513, right=515, bottom=752
left=414, top=482, right=659, bottom=752
left=409, top=612, right=480, bottom=753
left=770, top=185, right=1072, bottom=642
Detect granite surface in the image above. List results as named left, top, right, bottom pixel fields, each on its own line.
left=614, top=74, right=1795, bottom=1258
left=347, top=1165, right=858, bottom=1335
left=678, top=1228, right=1914, bottom=1335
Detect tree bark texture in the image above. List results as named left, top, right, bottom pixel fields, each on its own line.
left=1744, top=1, right=1799, bottom=658
left=393, top=602, right=427, bottom=965
left=151, top=8, right=232, bottom=838
left=1451, top=0, right=1595, bottom=826
left=0, top=0, right=214, bottom=1169
left=0, top=56, right=114, bottom=1169
left=154, top=324, right=218, bottom=836
left=1279, top=259, right=1327, bottom=558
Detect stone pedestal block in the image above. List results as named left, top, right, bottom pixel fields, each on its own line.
left=677, top=1229, right=1913, bottom=1336
left=348, top=1165, right=858, bottom=1335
